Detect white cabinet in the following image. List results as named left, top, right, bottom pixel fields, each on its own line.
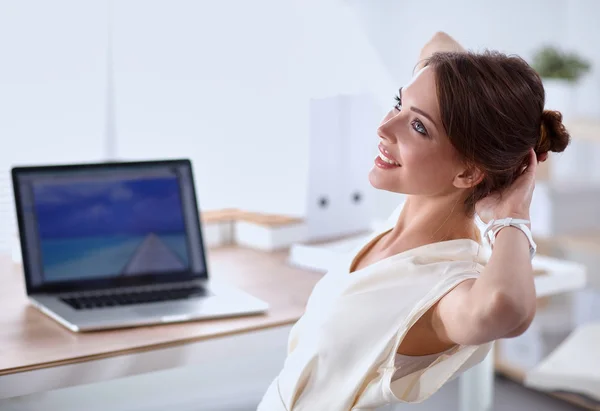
left=340, top=94, right=381, bottom=236
left=306, top=94, right=381, bottom=241
left=306, top=96, right=347, bottom=241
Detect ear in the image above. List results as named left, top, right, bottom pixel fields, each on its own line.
left=453, top=165, right=484, bottom=189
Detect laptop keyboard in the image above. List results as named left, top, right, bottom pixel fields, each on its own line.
left=60, top=285, right=208, bottom=310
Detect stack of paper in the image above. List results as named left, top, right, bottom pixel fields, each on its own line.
left=525, top=323, right=600, bottom=402
left=288, top=234, right=370, bottom=272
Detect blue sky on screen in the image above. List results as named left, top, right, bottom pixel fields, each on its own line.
left=33, top=177, right=185, bottom=239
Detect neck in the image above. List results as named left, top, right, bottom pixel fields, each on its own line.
left=386, top=193, right=478, bottom=246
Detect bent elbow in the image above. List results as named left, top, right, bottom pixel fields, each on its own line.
left=505, top=301, right=537, bottom=338
left=455, top=291, right=536, bottom=345
left=506, top=310, right=535, bottom=338
left=487, top=291, right=535, bottom=334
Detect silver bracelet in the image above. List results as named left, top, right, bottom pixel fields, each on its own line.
left=482, top=218, right=537, bottom=260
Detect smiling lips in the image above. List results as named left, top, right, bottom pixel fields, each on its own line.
left=375, top=144, right=401, bottom=169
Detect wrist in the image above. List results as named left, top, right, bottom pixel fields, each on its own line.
left=484, top=218, right=537, bottom=259
left=494, top=225, right=530, bottom=242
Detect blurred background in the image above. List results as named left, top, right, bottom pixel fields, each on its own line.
left=1, top=0, right=599, bottom=410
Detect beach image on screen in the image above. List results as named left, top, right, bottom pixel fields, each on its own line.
left=33, top=176, right=189, bottom=282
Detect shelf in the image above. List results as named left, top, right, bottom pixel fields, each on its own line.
left=201, top=209, right=303, bottom=227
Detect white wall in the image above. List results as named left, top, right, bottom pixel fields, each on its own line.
left=0, top=0, right=107, bottom=166
left=353, top=0, right=568, bottom=87
left=0, top=0, right=108, bottom=251
left=564, top=0, right=600, bottom=117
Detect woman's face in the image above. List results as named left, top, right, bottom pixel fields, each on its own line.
left=369, top=67, right=466, bottom=197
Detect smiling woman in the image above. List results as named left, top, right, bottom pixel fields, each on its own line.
left=257, top=32, right=572, bottom=411
left=369, top=68, right=459, bottom=197
left=371, top=51, right=570, bottom=217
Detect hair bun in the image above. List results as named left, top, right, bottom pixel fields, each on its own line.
left=537, top=110, right=570, bottom=156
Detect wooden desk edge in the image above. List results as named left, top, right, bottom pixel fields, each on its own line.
left=0, top=318, right=296, bottom=376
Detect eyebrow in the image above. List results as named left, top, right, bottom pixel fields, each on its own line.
left=400, top=87, right=438, bottom=130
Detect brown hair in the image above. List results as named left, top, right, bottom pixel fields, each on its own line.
left=425, top=51, right=570, bottom=214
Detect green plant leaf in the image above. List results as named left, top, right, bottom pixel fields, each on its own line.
left=532, top=46, right=591, bottom=82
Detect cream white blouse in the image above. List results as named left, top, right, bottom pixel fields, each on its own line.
left=257, top=208, right=492, bottom=410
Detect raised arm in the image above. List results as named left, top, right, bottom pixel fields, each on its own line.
left=433, top=150, right=539, bottom=346
left=415, top=31, right=466, bottom=71
left=411, top=33, right=536, bottom=347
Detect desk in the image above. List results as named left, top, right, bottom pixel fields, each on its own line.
left=0, top=246, right=322, bottom=398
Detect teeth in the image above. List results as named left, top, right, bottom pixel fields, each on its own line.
left=379, top=152, right=400, bottom=166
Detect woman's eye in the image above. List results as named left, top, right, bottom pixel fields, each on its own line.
left=412, top=119, right=428, bottom=136
left=394, top=94, right=402, bottom=111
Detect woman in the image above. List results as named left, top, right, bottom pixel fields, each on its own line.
left=258, top=32, right=570, bottom=410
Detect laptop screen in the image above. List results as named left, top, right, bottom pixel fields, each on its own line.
left=13, top=160, right=208, bottom=293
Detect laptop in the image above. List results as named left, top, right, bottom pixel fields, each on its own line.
left=12, top=159, right=268, bottom=332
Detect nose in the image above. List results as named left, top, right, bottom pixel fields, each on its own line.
left=378, top=111, right=400, bottom=143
